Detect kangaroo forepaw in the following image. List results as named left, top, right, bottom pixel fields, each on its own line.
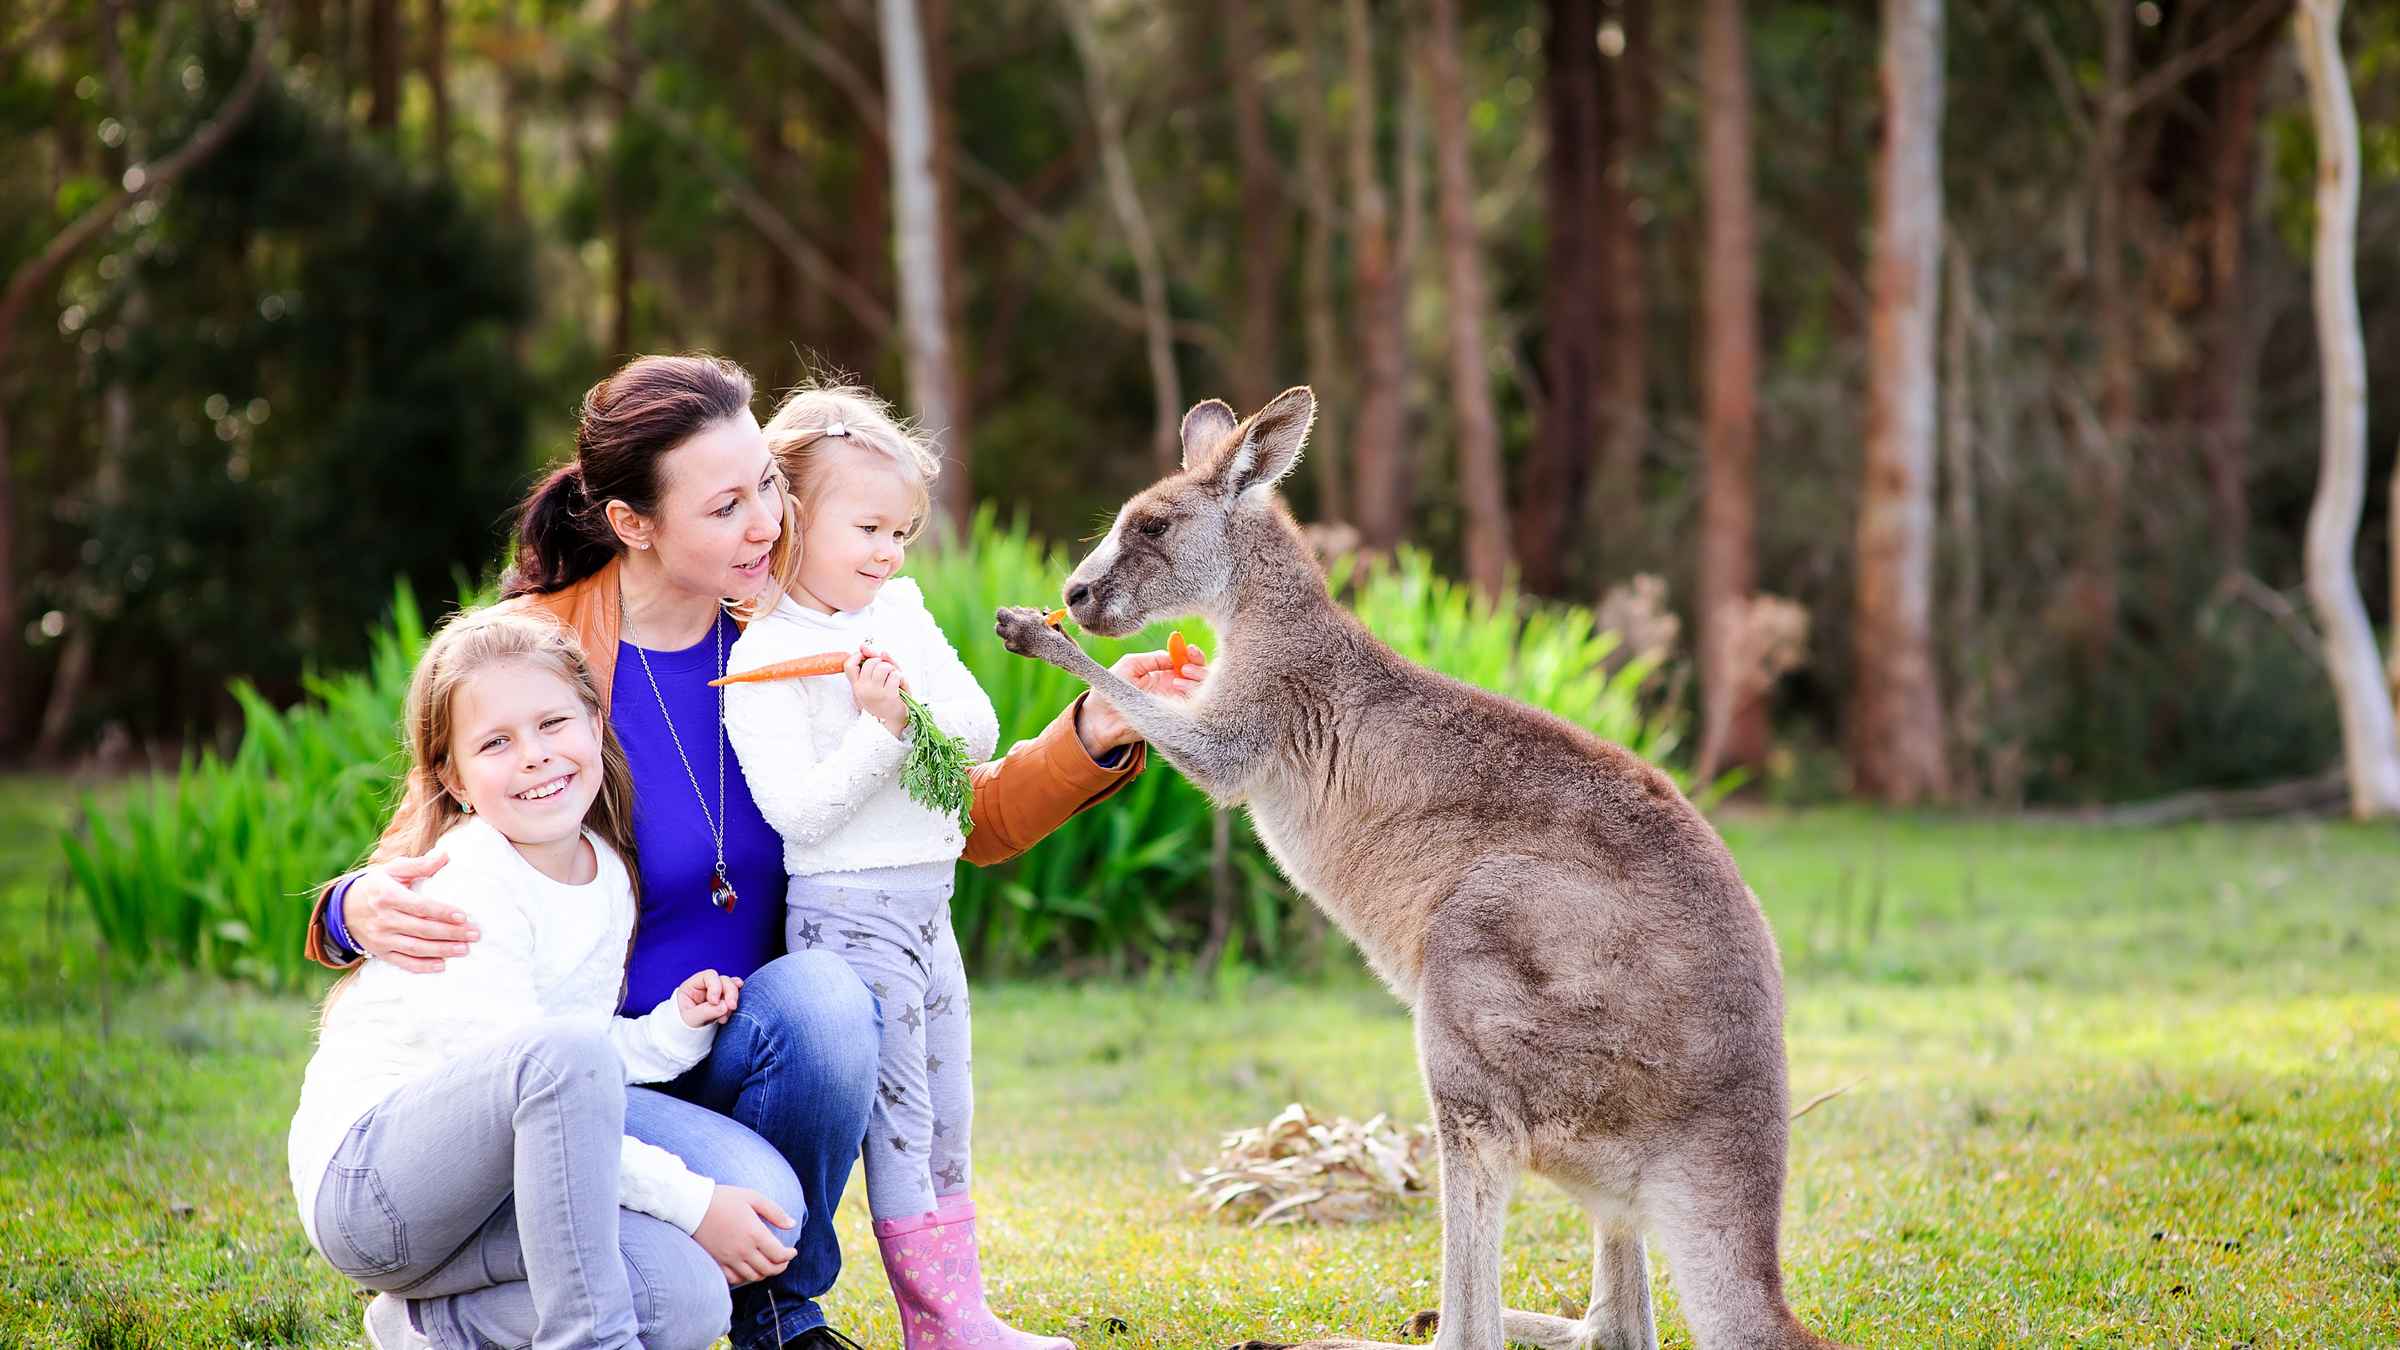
left=1226, top=1341, right=1296, bottom=1350
left=1402, top=1309, right=1439, bottom=1340
left=993, top=606, right=1082, bottom=671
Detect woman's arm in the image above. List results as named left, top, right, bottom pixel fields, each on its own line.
left=958, top=645, right=1205, bottom=866
left=305, top=852, right=479, bottom=974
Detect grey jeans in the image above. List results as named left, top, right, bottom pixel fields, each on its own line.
left=311, top=1018, right=731, bottom=1350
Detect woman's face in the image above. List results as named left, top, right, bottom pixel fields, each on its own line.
left=627, top=411, right=784, bottom=604
left=791, top=451, right=918, bottom=614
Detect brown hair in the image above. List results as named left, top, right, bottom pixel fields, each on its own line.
left=504, top=353, right=802, bottom=612
left=370, top=606, right=639, bottom=877
left=761, top=380, right=940, bottom=533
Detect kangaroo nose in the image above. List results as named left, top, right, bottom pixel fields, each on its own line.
left=1066, top=582, right=1092, bottom=608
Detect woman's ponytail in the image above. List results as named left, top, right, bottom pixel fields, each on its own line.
left=502, top=462, right=617, bottom=598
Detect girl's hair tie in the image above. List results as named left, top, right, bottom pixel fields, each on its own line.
left=823, top=421, right=850, bottom=438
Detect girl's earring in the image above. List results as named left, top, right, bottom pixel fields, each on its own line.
left=458, top=798, right=475, bottom=814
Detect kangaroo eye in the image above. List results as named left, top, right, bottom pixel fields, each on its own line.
left=1137, top=518, right=1168, bottom=539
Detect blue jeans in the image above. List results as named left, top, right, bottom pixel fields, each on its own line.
left=627, top=949, right=881, bottom=1349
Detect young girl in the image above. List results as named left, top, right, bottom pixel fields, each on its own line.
left=720, top=384, right=1065, bottom=1350
left=288, top=608, right=793, bottom=1350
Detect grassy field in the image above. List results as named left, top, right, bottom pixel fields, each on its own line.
left=3, top=776, right=2395, bottom=1347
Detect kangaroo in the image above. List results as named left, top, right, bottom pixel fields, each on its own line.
left=991, top=388, right=1847, bottom=1350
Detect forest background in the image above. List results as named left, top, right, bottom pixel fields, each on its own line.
left=6, top=0, right=2400, bottom=810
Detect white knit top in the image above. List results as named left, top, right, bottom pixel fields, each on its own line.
left=723, top=579, right=1000, bottom=877
left=287, top=819, right=719, bottom=1253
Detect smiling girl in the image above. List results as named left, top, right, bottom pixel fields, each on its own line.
left=288, top=609, right=789, bottom=1349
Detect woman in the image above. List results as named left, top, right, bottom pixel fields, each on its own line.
left=304, top=353, right=1200, bottom=1349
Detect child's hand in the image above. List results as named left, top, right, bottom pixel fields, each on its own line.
left=694, top=1184, right=797, bottom=1285
left=847, top=644, right=911, bottom=738
left=675, top=969, right=742, bottom=1028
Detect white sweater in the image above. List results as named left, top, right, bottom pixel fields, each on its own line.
left=287, top=820, right=719, bottom=1253
left=724, top=579, right=1000, bottom=877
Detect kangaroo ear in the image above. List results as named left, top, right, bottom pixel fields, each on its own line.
left=1179, top=400, right=1240, bottom=471
left=1217, top=386, right=1315, bottom=502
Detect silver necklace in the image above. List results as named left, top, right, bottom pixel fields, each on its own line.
left=623, top=583, right=738, bottom=913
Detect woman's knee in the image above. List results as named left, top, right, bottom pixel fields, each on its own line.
left=742, top=950, right=881, bottom=1087
left=623, top=1214, right=732, bottom=1350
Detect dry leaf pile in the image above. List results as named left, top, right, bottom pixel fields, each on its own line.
left=1180, top=1102, right=1436, bottom=1227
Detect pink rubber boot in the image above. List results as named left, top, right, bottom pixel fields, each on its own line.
left=873, top=1197, right=1072, bottom=1350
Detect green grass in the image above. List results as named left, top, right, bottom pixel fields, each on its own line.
left=3, top=778, right=2395, bottom=1346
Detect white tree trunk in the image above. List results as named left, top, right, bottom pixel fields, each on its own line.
left=1062, top=0, right=1182, bottom=474
left=2293, top=0, right=2400, bottom=818
left=1849, top=0, right=1949, bottom=804
left=879, top=0, right=965, bottom=527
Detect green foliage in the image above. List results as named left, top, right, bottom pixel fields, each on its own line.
left=30, top=23, right=535, bottom=745
left=897, top=687, right=976, bottom=836
left=59, top=585, right=438, bottom=990
left=62, top=514, right=1689, bottom=988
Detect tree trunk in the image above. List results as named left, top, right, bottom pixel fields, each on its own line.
left=1294, top=2, right=1349, bottom=525
left=423, top=0, right=450, bottom=165
left=610, top=0, right=639, bottom=355
left=2293, top=0, right=2400, bottom=818
left=1697, top=0, right=1765, bottom=782
left=2071, top=0, right=2132, bottom=664
left=1064, top=0, right=1183, bottom=475
left=1421, top=0, right=1510, bottom=595
left=498, top=0, right=525, bottom=223
left=1524, top=0, right=1603, bottom=593
left=1345, top=0, right=1409, bottom=554
left=1226, top=0, right=1285, bottom=412
left=367, top=0, right=401, bottom=131
left=1849, top=0, right=1949, bottom=805
left=881, top=0, right=969, bottom=529
left=2186, top=15, right=2276, bottom=573
left=927, top=0, right=972, bottom=502
left=1588, top=0, right=1650, bottom=588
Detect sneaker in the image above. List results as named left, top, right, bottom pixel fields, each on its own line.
left=784, top=1326, right=872, bottom=1350
left=362, top=1292, right=431, bottom=1349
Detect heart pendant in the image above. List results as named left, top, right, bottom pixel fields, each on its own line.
left=710, top=865, right=739, bottom=913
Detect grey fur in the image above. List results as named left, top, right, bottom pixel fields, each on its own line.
left=993, top=387, right=1845, bottom=1350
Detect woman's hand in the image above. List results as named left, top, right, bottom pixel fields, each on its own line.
left=694, top=1185, right=798, bottom=1285
left=847, top=644, right=910, bottom=738
left=1075, top=642, right=1210, bottom=756
left=342, top=852, right=479, bottom=973
left=674, top=970, right=743, bottom=1028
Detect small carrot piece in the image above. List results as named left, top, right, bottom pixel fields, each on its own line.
left=709, top=651, right=849, bottom=687
left=1044, top=608, right=1068, bottom=628
left=1169, top=631, right=1191, bottom=670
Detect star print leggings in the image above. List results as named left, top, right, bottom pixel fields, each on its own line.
left=784, top=860, right=974, bottom=1221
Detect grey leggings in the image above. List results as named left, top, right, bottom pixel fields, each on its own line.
left=786, top=861, right=973, bottom=1220
left=311, top=1018, right=730, bottom=1350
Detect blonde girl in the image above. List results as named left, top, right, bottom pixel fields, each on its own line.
left=288, top=608, right=789, bottom=1350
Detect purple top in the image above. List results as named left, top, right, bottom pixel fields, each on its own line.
left=607, top=610, right=790, bottom=1014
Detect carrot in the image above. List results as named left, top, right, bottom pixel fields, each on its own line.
left=709, top=651, right=849, bottom=687
left=1044, top=608, right=1068, bottom=628
left=1169, top=631, right=1191, bottom=671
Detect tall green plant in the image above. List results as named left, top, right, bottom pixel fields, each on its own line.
left=61, top=584, right=439, bottom=989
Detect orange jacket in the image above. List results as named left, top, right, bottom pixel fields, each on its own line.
left=303, top=556, right=1144, bottom=969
